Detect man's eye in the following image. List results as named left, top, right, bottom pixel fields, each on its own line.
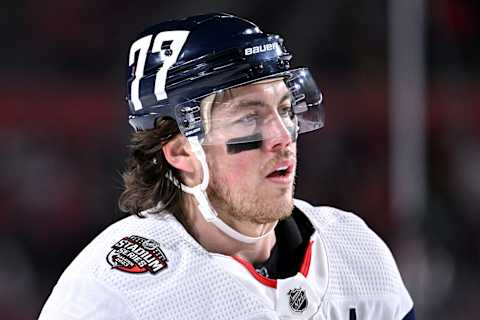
left=235, top=113, right=259, bottom=125
left=279, top=105, right=293, bottom=117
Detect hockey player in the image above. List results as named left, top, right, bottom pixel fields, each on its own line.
left=39, top=13, right=415, bottom=319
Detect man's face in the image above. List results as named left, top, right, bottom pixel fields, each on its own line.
left=203, top=79, right=296, bottom=225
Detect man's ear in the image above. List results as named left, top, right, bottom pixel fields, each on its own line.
left=162, top=135, right=196, bottom=174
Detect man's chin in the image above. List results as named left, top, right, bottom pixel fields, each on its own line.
left=253, top=197, right=294, bottom=224
left=251, top=210, right=293, bottom=224
left=207, top=178, right=295, bottom=225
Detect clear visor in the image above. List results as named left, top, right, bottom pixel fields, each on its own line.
left=177, top=68, right=324, bottom=146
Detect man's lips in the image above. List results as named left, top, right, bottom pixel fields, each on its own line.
left=265, top=159, right=295, bottom=179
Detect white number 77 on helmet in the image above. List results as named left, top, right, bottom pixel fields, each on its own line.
left=128, top=31, right=190, bottom=111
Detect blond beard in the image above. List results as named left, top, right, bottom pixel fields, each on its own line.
left=206, top=163, right=295, bottom=225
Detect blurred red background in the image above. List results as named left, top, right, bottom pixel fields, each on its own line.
left=1, top=0, right=479, bottom=319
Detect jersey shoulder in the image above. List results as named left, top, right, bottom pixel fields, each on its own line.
left=40, top=213, right=277, bottom=320
left=294, top=198, right=414, bottom=318
left=294, top=198, right=403, bottom=288
left=294, top=198, right=365, bottom=229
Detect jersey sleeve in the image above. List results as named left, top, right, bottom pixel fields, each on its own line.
left=364, top=219, right=414, bottom=319
left=344, top=211, right=415, bottom=320
left=38, top=275, right=136, bottom=320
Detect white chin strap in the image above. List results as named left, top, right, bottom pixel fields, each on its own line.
left=178, top=137, right=276, bottom=244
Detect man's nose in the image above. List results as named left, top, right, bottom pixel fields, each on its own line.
left=262, top=115, right=293, bottom=152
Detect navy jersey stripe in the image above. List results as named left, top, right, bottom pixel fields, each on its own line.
left=402, top=308, right=416, bottom=320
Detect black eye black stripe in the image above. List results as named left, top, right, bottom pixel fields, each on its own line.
left=225, top=123, right=298, bottom=155
left=226, top=133, right=263, bottom=154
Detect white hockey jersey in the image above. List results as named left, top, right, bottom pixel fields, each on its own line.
left=39, top=199, right=414, bottom=319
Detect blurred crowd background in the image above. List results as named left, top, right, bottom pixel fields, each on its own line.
left=1, top=0, right=479, bottom=319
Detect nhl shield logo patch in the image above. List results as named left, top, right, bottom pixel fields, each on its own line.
left=106, top=235, right=168, bottom=274
left=287, top=287, right=308, bottom=313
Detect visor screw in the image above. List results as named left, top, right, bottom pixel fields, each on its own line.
left=256, top=64, right=264, bottom=71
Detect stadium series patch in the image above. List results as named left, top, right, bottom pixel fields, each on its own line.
left=107, top=235, right=168, bottom=274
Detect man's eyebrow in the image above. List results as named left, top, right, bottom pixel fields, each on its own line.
left=233, top=92, right=291, bottom=109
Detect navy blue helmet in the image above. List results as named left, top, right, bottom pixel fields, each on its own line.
left=126, top=13, right=324, bottom=140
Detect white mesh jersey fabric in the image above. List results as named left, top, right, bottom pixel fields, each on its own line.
left=39, top=200, right=413, bottom=320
